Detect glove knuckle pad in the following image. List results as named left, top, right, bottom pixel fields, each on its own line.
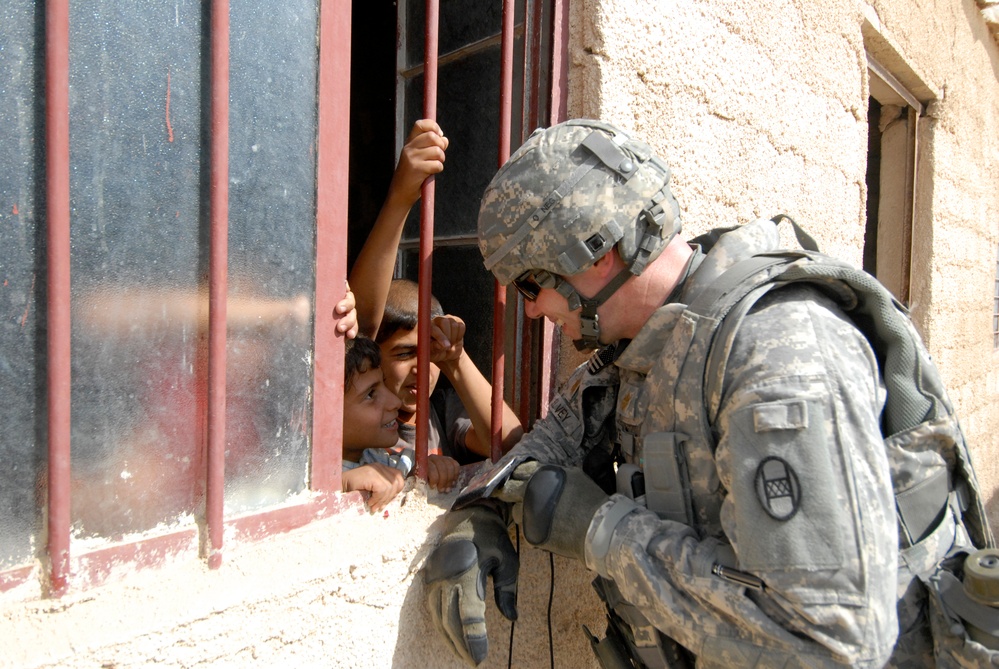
left=424, top=540, right=478, bottom=584
left=522, top=465, right=566, bottom=545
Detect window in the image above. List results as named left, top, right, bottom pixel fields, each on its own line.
left=0, top=0, right=351, bottom=592
left=1, top=0, right=560, bottom=595
left=348, top=0, right=561, bottom=426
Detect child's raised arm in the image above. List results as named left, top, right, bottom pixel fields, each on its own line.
left=430, top=314, right=525, bottom=458
left=350, top=120, right=448, bottom=338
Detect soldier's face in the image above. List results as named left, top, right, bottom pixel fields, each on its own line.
left=523, top=286, right=583, bottom=338
left=520, top=258, right=617, bottom=343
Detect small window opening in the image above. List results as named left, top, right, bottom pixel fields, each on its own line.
left=865, top=52, right=924, bottom=306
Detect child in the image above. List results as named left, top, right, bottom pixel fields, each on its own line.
left=349, top=120, right=523, bottom=464
left=376, top=279, right=523, bottom=462
left=341, top=335, right=459, bottom=510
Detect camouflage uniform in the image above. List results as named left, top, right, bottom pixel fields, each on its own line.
left=428, top=119, right=992, bottom=668
left=489, top=219, right=903, bottom=666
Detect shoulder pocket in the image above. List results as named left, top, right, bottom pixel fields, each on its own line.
left=728, top=396, right=853, bottom=574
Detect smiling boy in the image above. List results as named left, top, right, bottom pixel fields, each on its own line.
left=340, top=336, right=459, bottom=511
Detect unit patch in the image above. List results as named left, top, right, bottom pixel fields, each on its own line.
left=754, top=456, right=800, bottom=521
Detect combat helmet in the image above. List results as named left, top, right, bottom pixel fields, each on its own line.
left=478, top=119, right=681, bottom=349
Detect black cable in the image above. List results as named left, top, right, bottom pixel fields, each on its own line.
left=508, top=527, right=520, bottom=669
left=547, top=552, right=555, bottom=669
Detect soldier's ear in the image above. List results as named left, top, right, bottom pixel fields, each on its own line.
left=590, top=246, right=622, bottom=279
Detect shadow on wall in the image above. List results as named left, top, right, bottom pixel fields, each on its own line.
left=987, top=489, right=999, bottom=535
left=393, top=524, right=605, bottom=669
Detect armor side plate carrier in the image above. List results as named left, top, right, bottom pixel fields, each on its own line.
left=682, top=221, right=996, bottom=666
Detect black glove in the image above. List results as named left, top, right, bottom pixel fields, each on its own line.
left=515, top=464, right=610, bottom=562
left=423, top=504, right=519, bottom=666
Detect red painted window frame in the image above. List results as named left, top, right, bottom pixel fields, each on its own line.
left=1, top=0, right=568, bottom=598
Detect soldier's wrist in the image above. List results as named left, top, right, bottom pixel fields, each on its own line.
left=585, top=494, right=640, bottom=575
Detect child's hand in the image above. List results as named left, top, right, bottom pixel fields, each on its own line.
left=429, top=314, right=465, bottom=365
left=427, top=455, right=461, bottom=493
left=334, top=282, right=358, bottom=339
left=342, top=462, right=405, bottom=512
left=387, top=119, right=449, bottom=207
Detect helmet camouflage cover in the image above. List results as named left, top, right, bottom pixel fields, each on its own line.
left=478, top=119, right=681, bottom=285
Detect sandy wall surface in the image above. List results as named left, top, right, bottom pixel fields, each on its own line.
left=3, top=479, right=604, bottom=669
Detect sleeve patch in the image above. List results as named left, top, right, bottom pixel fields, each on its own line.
left=755, top=456, right=801, bottom=521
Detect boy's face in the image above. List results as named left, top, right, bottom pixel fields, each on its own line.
left=342, top=365, right=402, bottom=455
left=378, top=327, right=440, bottom=418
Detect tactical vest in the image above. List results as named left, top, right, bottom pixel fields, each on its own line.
left=621, top=218, right=996, bottom=666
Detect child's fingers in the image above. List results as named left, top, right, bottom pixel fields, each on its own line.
left=409, top=118, right=441, bottom=137
left=427, top=456, right=460, bottom=492
left=427, top=458, right=441, bottom=489
left=336, top=308, right=358, bottom=336
left=429, top=322, right=452, bottom=350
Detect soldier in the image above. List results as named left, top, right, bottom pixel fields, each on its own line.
left=422, top=119, right=993, bottom=667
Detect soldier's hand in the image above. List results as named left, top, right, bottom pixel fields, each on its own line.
left=423, top=505, right=518, bottom=666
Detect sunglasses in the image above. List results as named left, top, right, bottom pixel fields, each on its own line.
left=513, top=269, right=563, bottom=302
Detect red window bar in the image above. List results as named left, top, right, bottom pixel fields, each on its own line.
left=538, top=0, right=569, bottom=416
left=414, top=0, right=440, bottom=479
left=311, top=0, right=352, bottom=493
left=514, top=0, right=568, bottom=426
left=205, top=0, right=231, bottom=571
left=491, top=0, right=516, bottom=463
left=45, top=0, right=72, bottom=597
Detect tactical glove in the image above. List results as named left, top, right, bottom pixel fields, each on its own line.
left=423, top=504, right=519, bottom=666
left=514, top=464, right=611, bottom=562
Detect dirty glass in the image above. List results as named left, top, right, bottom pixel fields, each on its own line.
left=225, top=2, right=318, bottom=512
left=0, top=1, right=44, bottom=570
left=68, top=2, right=208, bottom=540
left=65, top=0, right=319, bottom=542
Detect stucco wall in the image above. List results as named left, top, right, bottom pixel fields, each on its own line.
left=565, top=0, right=999, bottom=524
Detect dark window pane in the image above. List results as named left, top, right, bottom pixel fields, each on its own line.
left=403, top=47, right=503, bottom=240
left=405, top=0, right=502, bottom=67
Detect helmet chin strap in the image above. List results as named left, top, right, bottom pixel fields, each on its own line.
left=561, top=268, right=634, bottom=351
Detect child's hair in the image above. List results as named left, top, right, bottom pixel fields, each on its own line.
left=375, top=278, right=444, bottom=344
left=344, top=335, right=382, bottom=392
